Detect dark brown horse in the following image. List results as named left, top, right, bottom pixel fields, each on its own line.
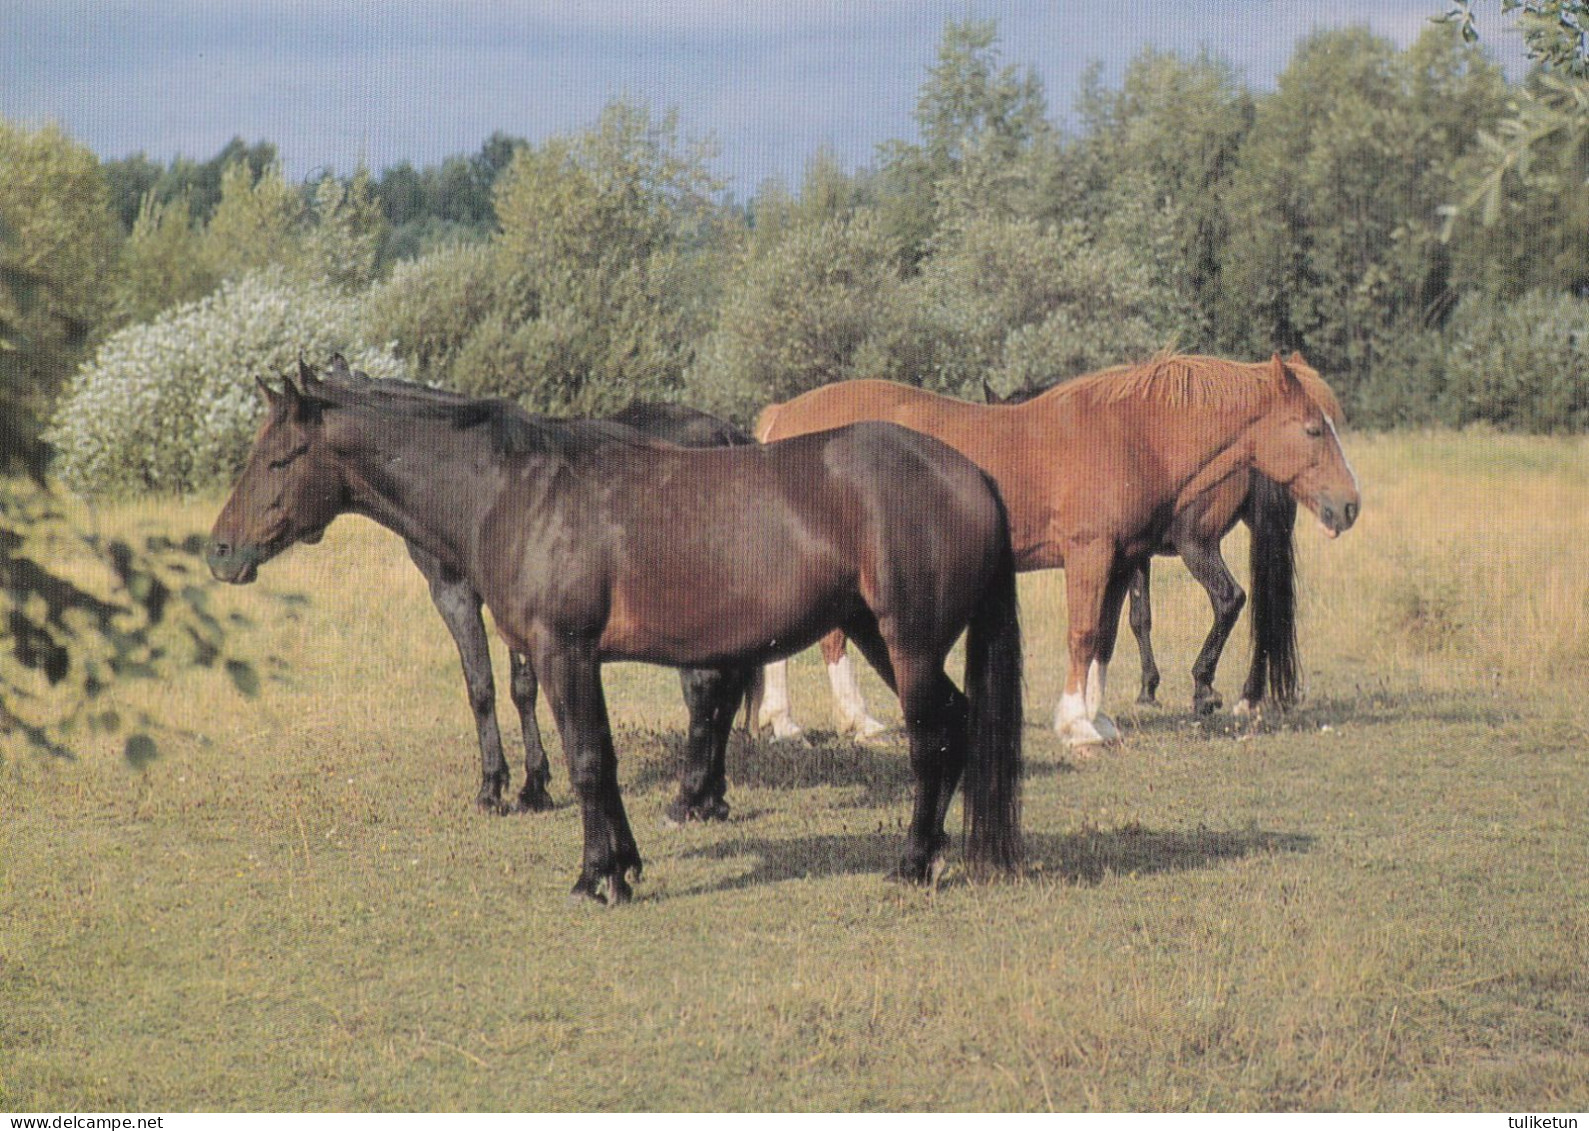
left=316, top=357, right=758, bottom=820
left=208, top=370, right=1023, bottom=903
left=982, top=374, right=1302, bottom=716
left=755, top=353, right=1359, bottom=751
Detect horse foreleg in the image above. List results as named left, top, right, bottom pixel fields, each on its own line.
left=823, top=631, right=887, bottom=739
left=1177, top=537, right=1246, bottom=716
left=665, top=666, right=750, bottom=825
left=410, top=544, right=511, bottom=813
left=508, top=651, right=555, bottom=812
left=1056, top=547, right=1121, bottom=750
left=1127, top=560, right=1160, bottom=705
left=532, top=636, right=642, bottom=906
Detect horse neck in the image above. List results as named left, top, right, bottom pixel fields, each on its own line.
left=324, top=407, right=507, bottom=574
left=1122, top=395, right=1269, bottom=508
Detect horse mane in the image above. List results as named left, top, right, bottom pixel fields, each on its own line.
left=1037, top=351, right=1345, bottom=421
left=296, top=360, right=655, bottom=461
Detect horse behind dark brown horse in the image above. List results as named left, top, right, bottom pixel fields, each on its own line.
left=984, top=374, right=1302, bottom=716
left=316, top=356, right=758, bottom=821
left=756, top=353, right=1360, bottom=751
left=208, top=371, right=1023, bottom=904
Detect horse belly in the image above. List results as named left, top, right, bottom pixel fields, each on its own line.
left=599, top=545, right=854, bottom=669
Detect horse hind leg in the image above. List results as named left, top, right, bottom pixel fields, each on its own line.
left=755, top=658, right=804, bottom=740
left=508, top=651, right=555, bottom=812
left=1177, top=539, right=1246, bottom=717
left=1054, top=548, right=1128, bottom=751
left=823, top=630, right=888, bottom=739
left=847, top=617, right=959, bottom=884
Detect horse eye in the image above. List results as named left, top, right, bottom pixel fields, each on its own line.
left=267, top=443, right=308, bottom=470
left=1303, top=421, right=1324, bottom=439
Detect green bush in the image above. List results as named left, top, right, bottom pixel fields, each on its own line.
left=1441, top=290, right=1589, bottom=433
left=904, top=215, right=1177, bottom=398
left=360, top=241, right=497, bottom=384
left=46, top=271, right=405, bottom=497
left=685, top=212, right=904, bottom=421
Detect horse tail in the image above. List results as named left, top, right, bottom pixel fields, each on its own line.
left=962, top=481, right=1024, bottom=873
left=1247, top=471, right=1301, bottom=707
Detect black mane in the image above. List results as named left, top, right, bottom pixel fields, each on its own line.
left=297, top=362, right=656, bottom=462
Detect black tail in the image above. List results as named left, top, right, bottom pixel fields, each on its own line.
left=1243, top=472, right=1300, bottom=708
left=962, top=486, right=1024, bottom=873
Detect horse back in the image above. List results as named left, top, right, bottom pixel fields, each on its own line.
left=566, top=421, right=1002, bottom=668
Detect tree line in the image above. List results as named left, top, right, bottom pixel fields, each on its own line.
left=13, top=18, right=1589, bottom=483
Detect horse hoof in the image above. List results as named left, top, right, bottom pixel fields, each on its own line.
left=511, top=784, right=556, bottom=813
left=762, top=716, right=804, bottom=741
left=841, top=716, right=890, bottom=742
left=1136, top=692, right=1159, bottom=707
left=1233, top=699, right=1258, bottom=718
left=661, top=798, right=731, bottom=827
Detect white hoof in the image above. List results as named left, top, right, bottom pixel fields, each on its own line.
left=761, top=714, right=804, bottom=740
left=1055, top=714, right=1106, bottom=748
left=1233, top=699, right=1257, bottom=718
left=840, top=714, right=890, bottom=741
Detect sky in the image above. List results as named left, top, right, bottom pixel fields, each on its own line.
left=1, top=1, right=1529, bottom=196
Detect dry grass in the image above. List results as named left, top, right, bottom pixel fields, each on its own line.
left=2, top=430, right=1586, bottom=1111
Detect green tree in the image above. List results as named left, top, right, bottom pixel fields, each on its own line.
left=686, top=209, right=903, bottom=421
left=872, top=216, right=1176, bottom=399
left=1069, top=48, right=1255, bottom=350
left=300, top=165, right=387, bottom=292
left=108, top=190, right=215, bottom=326
left=874, top=18, right=1054, bottom=266
left=0, top=120, right=122, bottom=439
left=0, top=136, right=254, bottom=764
left=199, top=159, right=305, bottom=283
left=1218, top=26, right=1505, bottom=412
left=460, top=100, right=725, bottom=411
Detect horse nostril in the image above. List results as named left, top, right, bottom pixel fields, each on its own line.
left=208, top=540, right=230, bottom=561
left=1344, top=502, right=1359, bottom=526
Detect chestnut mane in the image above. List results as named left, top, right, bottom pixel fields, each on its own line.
left=1035, top=351, right=1345, bottom=422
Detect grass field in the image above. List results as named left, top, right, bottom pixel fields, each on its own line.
left=2, top=430, right=1587, bottom=1111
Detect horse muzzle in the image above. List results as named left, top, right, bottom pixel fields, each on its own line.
left=1315, top=495, right=1360, bottom=539
left=205, top=540, right=262, bottom=584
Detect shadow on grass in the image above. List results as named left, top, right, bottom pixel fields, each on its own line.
left=1116, top=688, right=1521, bottom=741
left=625, top=727, right=918, bottom=809
left=675, top=822, right=1314, bottom=896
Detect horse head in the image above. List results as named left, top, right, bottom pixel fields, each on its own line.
left=1247, top=354, right=1360, bottom=538
left=206, top=367, right=342, bottom=583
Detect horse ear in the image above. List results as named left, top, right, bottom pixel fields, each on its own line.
left=1270, top=352, right=1302, bottom=394
left=297, top=356, right=326, bottom=398
left=1287, top=350, right=1309, bottom=367
left=325, top=353, right=352, bottom=381
left=256, top=376, right=288, bottom=418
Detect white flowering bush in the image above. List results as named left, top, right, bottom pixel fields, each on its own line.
left=46, top=271, right=405, bottom=496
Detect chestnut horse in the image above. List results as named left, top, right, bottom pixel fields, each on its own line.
left=316, top=356, right=758, bottom=820
left=983, top=376, right=1302, bottom=716
left=208, top=371, right=1023, bottom=903
left=755, top=353, right=1359, bottom=750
